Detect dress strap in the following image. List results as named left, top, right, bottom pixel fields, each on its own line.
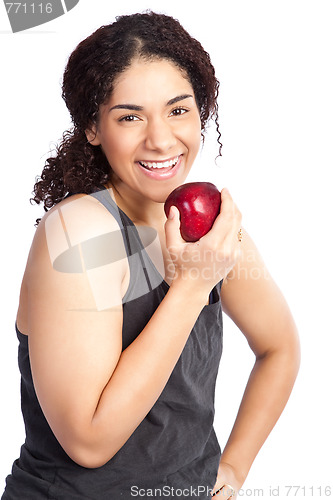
left=89, top=188, right=156, bottom=302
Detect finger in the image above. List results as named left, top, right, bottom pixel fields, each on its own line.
left=220, top=188, right=234, bottom=215
left=212, top=484, right=236, bottom=498
left=220, top=188, right=241, bottom=223
left=205, top=188, right=241, bottom=244
left=221, top=484, right=236, bottom=499
left=220, top=189, right=242, bottom=239
left=164, top=205, right=183, bottom=250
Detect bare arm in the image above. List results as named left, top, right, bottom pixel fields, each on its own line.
left=212, top=229, right=300, bottom=495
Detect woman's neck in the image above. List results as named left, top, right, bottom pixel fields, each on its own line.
left=106, top=179, right=166, bottom=228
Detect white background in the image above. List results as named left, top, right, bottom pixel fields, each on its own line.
left=1, top=1, right=332, bottom=498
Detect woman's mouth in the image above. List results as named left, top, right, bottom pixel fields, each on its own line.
left=137, top=155, right=182, bottom=179
left=139, top=156, right=180, bottom=171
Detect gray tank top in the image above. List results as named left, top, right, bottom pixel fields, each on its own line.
left=2, top=188, right=223, bottom=499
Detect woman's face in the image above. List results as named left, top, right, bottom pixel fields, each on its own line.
left=87, top=58, right=202, bottom=203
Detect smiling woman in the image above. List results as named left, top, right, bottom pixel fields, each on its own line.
left=30, top=11, right=220, bottom=213
left=2, top=10, right=299, bottom=500
left=85, top=59, right=202, bottom=201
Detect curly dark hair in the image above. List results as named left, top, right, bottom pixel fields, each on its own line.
left=32, top=11, right=222, bottom=216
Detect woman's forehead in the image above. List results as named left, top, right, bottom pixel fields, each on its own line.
left=109, top=58, right=193, bottom=104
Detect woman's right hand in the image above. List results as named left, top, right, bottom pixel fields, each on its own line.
left=164, top=188, right=242, bottom=295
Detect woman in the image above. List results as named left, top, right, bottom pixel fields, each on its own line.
left=2, top=11, right=300, bottom=500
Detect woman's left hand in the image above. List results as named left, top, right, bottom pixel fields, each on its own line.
left=211, top=461, right=243, bottom=498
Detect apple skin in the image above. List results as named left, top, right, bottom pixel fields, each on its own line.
left=164, top=182, right=221, bottom=242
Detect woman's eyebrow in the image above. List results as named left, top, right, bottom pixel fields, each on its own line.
left=109, top=103, right=143, bottom=112
left=109, top=94, right=194, bottom=113
left=166, top=94, right=194, bottom=106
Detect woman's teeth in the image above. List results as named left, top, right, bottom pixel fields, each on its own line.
left=139, top=156, right=179, bottom=170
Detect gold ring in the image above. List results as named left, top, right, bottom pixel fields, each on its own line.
left=237, top=228, right=243, bottom=242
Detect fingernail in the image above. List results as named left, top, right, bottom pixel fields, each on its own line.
left=168, top=206, right=175, bottom=220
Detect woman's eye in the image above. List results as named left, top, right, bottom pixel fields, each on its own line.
left=170, top=107, right=188, bottom=117
left=118, top=114, right=140, bottom=122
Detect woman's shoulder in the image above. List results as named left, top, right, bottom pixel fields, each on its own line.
left=40, top=190, right=119, bottom=228
left=17, top=190, right=128, bottom=334
left=37, top=190, right=119, bottom=241
left=26, top=191, right=125, bottom=280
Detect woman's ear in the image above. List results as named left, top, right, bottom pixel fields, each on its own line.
left=85, top=125, right=101, bottom=146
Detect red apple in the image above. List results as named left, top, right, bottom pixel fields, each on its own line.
left=164, top=182, right=221, bottom=242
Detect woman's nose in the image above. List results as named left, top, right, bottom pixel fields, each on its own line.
left=144, top=118, right=177, bottom=153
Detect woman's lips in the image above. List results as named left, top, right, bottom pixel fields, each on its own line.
left=139, top=155, right=180, bottom=170
left=136, top=155, right=182, bottom=179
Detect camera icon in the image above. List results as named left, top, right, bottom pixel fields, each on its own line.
left=3, top=0, right=80, bottom=33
